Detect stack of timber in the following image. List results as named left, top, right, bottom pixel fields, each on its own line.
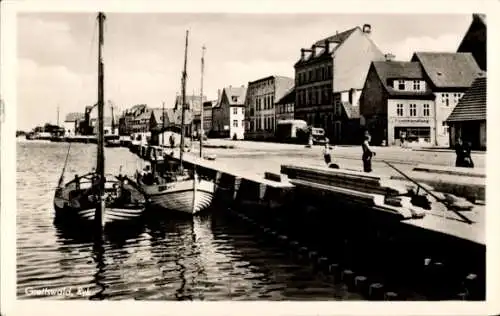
left=280, top=164, right=484, bottom=244
left=390, top=164, right=485, bottom=202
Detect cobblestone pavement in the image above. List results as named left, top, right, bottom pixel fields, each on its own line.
left=194, top=139, right=485, bottom=177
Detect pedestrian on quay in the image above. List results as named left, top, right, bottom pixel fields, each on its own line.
left=463, top=140, right=474, bottom=168
left=454, top=137, right=474, bottom=168
left=323, top=143, right=339, bottom=169
left=362, top=135, right=375, bottom=172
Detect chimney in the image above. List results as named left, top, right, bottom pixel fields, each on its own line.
left=384, top=53, right=395, bottom=61
left=362, top=24, right=371, bottom=34
left=311, top=45, right=316, bottom=57
left=301, top=48, right=305, bottom=59
left=324, top=40, right=330, bottom=53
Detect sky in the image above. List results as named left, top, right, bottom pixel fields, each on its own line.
left=17, top=12, right=474, bottom=130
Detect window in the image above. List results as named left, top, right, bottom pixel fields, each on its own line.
left=413, top=80, right=420, bottom=90
left=232, top=96, right=238, bottom=102
left=443, top=93, right=450, bottom=106
left=398, top=80, right=405, bottom=90
left=233, top=108, right=237, bottom=115
left=454, top=93, right=462, bottom=104
left=409, top=104, right=417, bottom=116
left=423, top=103, right=430, bottom=116
left=396, top=104, right=404, bottom=116
left=233, top=120, right=238, bottom=127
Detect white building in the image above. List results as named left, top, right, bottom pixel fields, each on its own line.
left=212, top=85, right=247, bottom=139
left=63, top=112, right=85, bottom=136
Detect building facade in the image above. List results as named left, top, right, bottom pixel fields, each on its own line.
left=294, top=24, right=385, bottom=144
left=275, top=87, right=295, bottom=122
left=174, top=94, right=206, bottom=138
left=410, top=52, right=483, bottom=147
left=446, top=75, right=486, bottom=150
left=202, top=100, right=216, bottom=136
left=458, top=14, right=486, bottom=71
left=212, top=85, right=247, bottom=139
left=360, top=60, right=436, bottom=146
left=244, top=76, right=294, bottom=140
left=63, top=112, right=85, bottom=136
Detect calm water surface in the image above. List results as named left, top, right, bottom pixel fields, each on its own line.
left=16, top=141, right=361, bottom=300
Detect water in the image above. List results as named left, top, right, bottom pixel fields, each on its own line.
left=16, top=141, right=361, bottom=300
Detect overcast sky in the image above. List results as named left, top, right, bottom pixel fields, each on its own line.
left=17, top=13, right=473, bottom=130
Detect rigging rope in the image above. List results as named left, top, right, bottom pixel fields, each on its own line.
left=57, top=17, right=98, bottom=187
left=57, top=141, right=72, bottom=187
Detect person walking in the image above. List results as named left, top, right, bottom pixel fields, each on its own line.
left=362, top=135, right=375, bottom=172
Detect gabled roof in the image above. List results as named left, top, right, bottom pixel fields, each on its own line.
left=151, top=109, right=165, bottom=125
left=296, top=27, right=359, bottom=65
left=473, top=13, right=486, bottom=25
left=174, top=95, right=207, bottom=112
left=276, top=87, right=295, bottom=105
left=371, top=61, right=434, bottom=97
left=411, top=52, right=482, bottom=88
left=341, top=101, right=360, bottom=119
left=64, top=112, right=85, bottom=122
left=446, top=76, right=486, bottom=122
left=222, top=86, right=247, bottom=106
left=203, top=100, right=217, bottom=108
left=136, top=109, right=152, bottom=120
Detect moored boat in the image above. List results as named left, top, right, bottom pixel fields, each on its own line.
left=137, top=31, right=215, bottom=216
left=53, top=12, right=147, bottom=227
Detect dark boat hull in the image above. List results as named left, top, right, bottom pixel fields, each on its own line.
left=53, top=173, right=147, bottom=227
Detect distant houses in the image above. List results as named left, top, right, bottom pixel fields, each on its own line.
left=294, top=24, right=385, bottom=144
left=446, top=75, right=487, bottom=150
left=63, top=13, right=486, bottom=149
left=212, top=85, right=247, bottom=139
left=360, top=52, right=483, bottom=147
left=244, top=75, right=294, bottom=141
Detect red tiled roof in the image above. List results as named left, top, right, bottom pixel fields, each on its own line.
left=411, top=52, right=482, bottom=88
left=446, top=76, right=486, bottom=122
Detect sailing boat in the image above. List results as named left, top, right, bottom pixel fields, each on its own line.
left=136, top=31, right=215, bottom=215
left=53, top=12, right=147, bottom=226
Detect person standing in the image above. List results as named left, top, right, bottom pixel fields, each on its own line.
left=463, top=140, right=474, bottom=168
left=323, top=143, right=332, bottom=166
left=362, top=135, right=375, bottom=172
left=455, top=137, right=465, bottom=167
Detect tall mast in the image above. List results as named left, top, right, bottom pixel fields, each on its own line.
left=110, top=102, right=115, bottom=134
left=199, top=45, right=206, bottom=158
left=95, top=12, right=106, bottom=228
left=162, top=101, right=165, bottom=146
left=179, top=30, right=189, bottom=171
left=57, top=105, right=60, bottom=127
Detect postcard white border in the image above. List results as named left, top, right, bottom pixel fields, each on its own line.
left=2, top=0, right=499, bottom=315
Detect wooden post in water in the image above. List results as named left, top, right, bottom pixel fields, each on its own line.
left=199, top=45, right=206, bottom=158
left=95, top=12, right=106, bottom=231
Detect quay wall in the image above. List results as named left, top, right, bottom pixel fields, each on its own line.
left=136, top=145, right=486, bottom=300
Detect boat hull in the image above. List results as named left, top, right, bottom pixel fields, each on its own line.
left=53, top=173, right=147, bottom=226
left=142, top=178, right=215, bottom=215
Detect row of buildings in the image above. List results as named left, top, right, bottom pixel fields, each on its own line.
left=63, top=14, right=486, bottom=149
